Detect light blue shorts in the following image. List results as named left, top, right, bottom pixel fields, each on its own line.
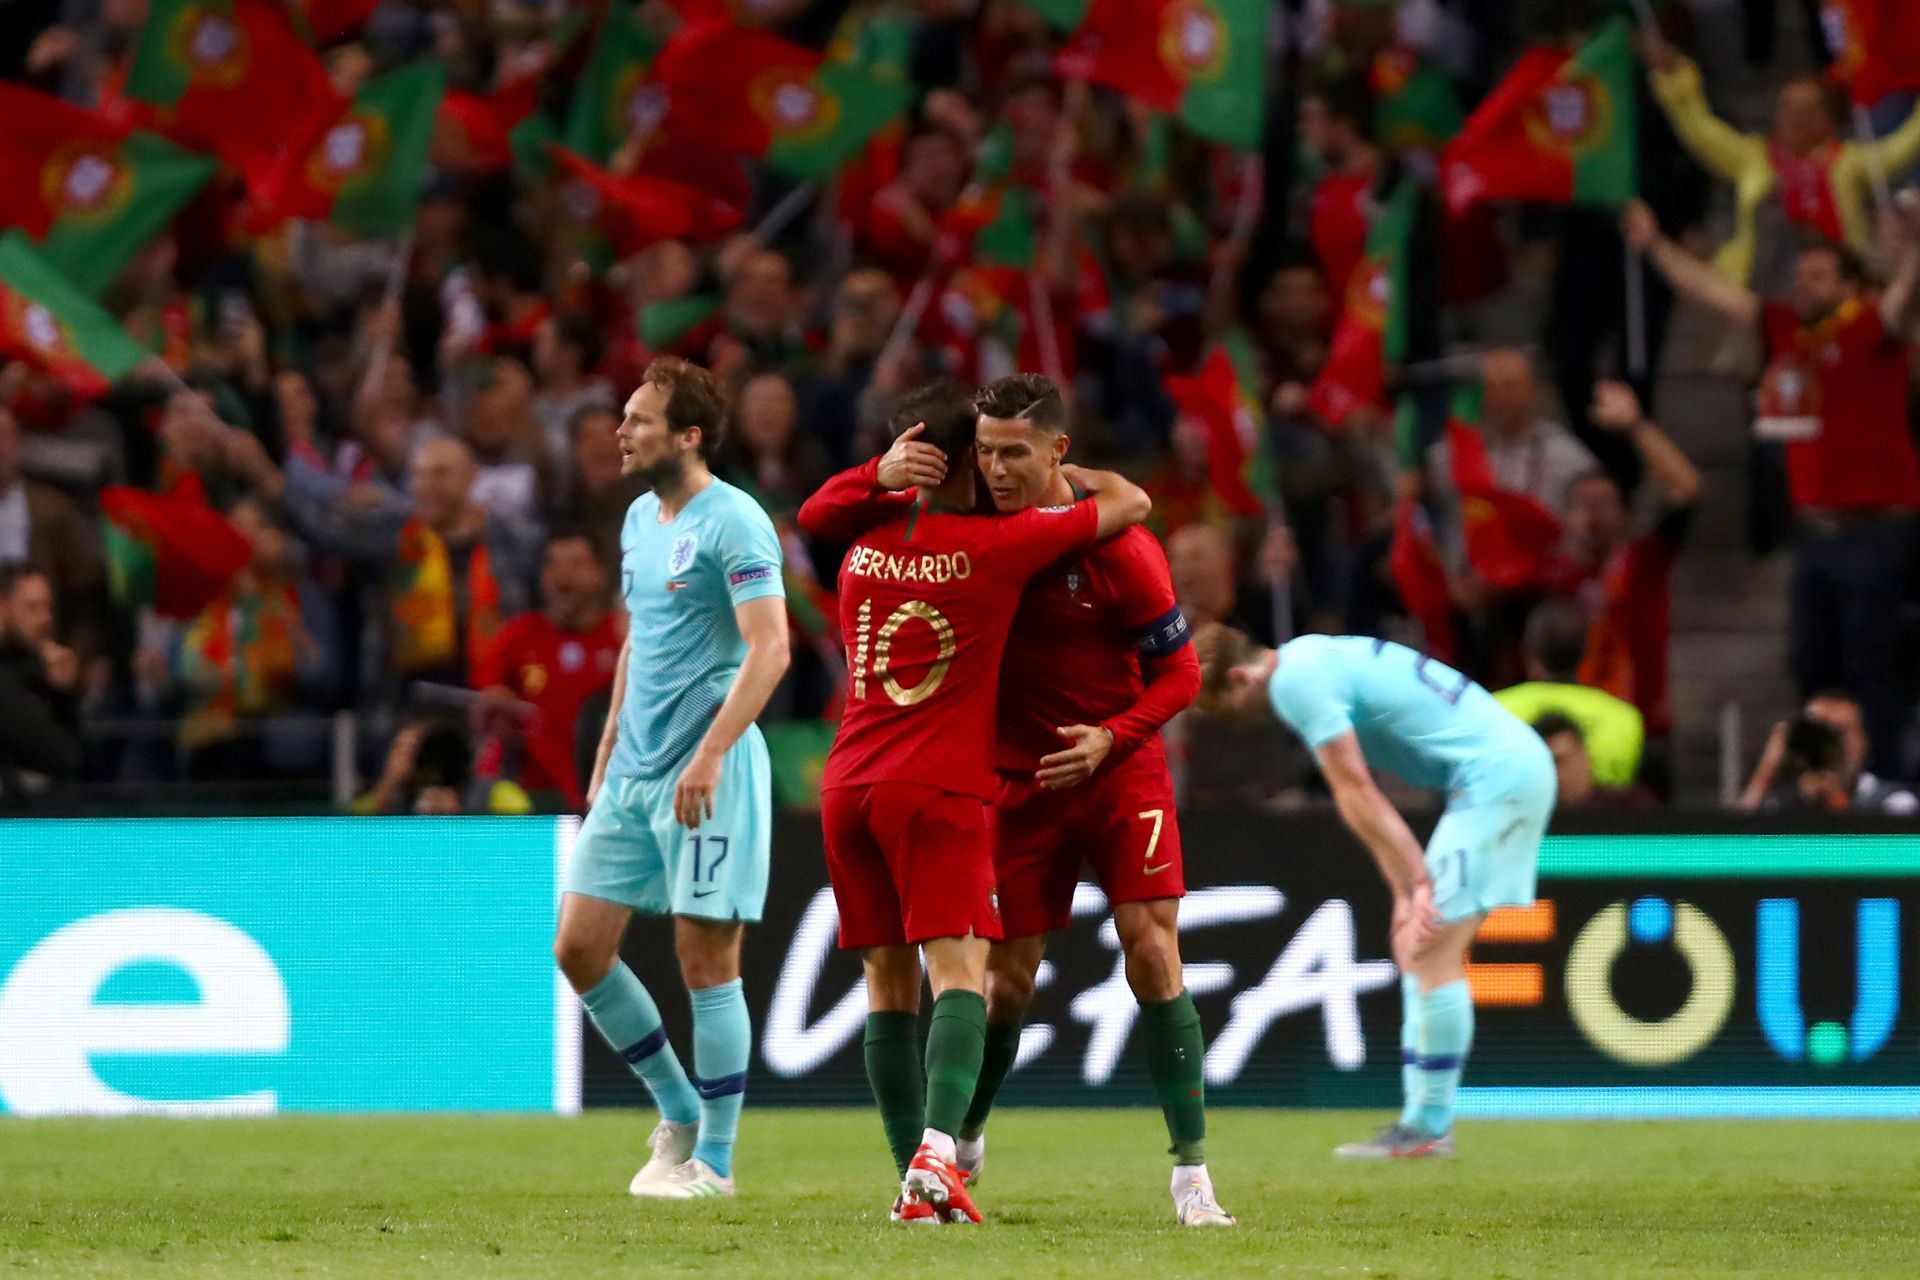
left=1426, top=737, right=1557, bottom=922
left=567, top=726, right=771, bottom=922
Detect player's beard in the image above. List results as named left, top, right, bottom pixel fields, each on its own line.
left=632, top=449, right=691, bottom=493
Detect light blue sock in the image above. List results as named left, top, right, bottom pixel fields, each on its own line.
left=689, top=978, right=750, bottom=1178
left=581, top=965, right=700, bottom=1126
left=1397, top=975, right=1423, bottom=1130
left=1407, top=979, right=1473, bottom=1137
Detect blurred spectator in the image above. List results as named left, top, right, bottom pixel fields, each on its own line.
left=355, top=718, right=473, bottom=816
left=531, top=311, right=616, bottom=477
left=1533, top=712, right=1655, bottom=810
left=0, top=407, right=107, bottom=658
left=706, top=248, right=812, bottom=384
left=1627, top=198, right=1920, bottom=778
left=1740, top=691, right=1919, bottom=815
left=0, top=565, right=81, bottom=799
left=1497, top=600, right=1646, bottom=788
left=1303, top=77, right=1382, bottom=310
left=719, top=372, right=831, bottom=518
left=1644, top=35, right=1920, bottom=297
left=472, top=531, right=623, bottom=811
left=459, top=356, right=554, bottom=523
left=1749, top=713, right=1854, bottom=812
left=244, top=434, right=541, bottom=691
left=811, top=268, right=903, bottom=466
left=866, top=125, right=972, bottom=282
left=1430, top=349, right=1600, bottom=520
left=1545, top=380, right=1701, bottom=740
left=1255, top=256, right=1334, bottom=387
left=558, top=405, right=647, bottom=567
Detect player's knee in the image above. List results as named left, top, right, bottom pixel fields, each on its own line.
left=675, top=932, right=740, bottom=990
left=985, top=963, right=1038, bottom=1018
left=1122, top=929, right=1183, bottom=1002
left=553, top=932, right=613, bottom=993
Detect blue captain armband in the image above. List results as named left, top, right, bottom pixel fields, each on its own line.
left=1134, top=607, right=1191, bottom=658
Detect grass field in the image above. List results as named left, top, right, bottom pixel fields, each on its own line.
left=2, top=1109, right=1916, bottom=1278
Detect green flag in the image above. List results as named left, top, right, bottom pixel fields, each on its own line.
left=0, top=231, right=149, bottom=396
left=563, top=1, right=664, bottom=165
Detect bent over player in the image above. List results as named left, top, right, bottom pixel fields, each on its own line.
left=803, top=373, right=1231, bottom=1225
left=798, top=378, right=1151, bottom=1222
left=556, top=359, right=789, bottom=1198
left=1194, top=629, right=1556, bottom=1158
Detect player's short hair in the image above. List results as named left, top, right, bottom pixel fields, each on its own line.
left=1523, top=600, right=1590, bottom=684
left=641, top=357, right=727, bottom=461
left=1191, top=622, right=1255, bottom=716
left=973, top=373, right=1067, bottom=434
left=889, top=377, right=977, bottom=468
left=1531, top=712, right=1583, bottom=745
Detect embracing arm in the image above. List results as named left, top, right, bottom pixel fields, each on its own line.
left=794, top=426, right=938, bottom=541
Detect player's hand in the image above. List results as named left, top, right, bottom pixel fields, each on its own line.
left=673, top=746, right=722, bottom=828
left=877, top=422, right=947, bottom=491
left=1391, top=881, right=1442, bottom=970
left=1036, top=724, right=1114, bottom=790
left=1620, top=199, right=1660, bottom=254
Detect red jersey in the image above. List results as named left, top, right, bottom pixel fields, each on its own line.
left=1761, top=300, right=1920, bottom=511
left=814, top=497, right=1101, bottom=800
left=472, top=610, right=623, bottom=804
left=995, top=526, right=1193, bottom=773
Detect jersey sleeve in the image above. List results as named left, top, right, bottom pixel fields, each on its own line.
left=980, top=499, right=1101, bottom=580
left=1109, top=531, right=1189, bottom=659
left=1268, top=647, right=1354, bottom=748
left=720, top=498, right=787, bottom=607
left=795, top=457, right=916, bottom=540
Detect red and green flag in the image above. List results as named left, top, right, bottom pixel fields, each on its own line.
left=1056, top=0, right=1267, bottom=150
left=0, top=84, right=217, bottom=297
left=0, top=232, right=149, bottom=397
left=638, top=293, right=723, bottom=353
left=101, top=473, right=253, bottom=619
left=126, top=0, right=340, bottom=173
left=1443, top=16, right=1637, bottom=214
left=1371, top=47, right=1464, bottom=152
left=552, top=146, right=742, bottom=258
left=246, top=61, right=445, bottom=237
left=1446, top=384, right=1563, bottom=590
left=648, top=23, right=915, bottom=180
left=1388, top=495, right=1455, bottom=661
left=1013, top=0, right=1091, bottom=27
left=1823, top=0, right=1920, bottom=105
left=1164, top=332, right=1273, bottom=517
left=439, top=77, right=542, bottom=176
left=563, top=1, right=666, bottom=165
left=1308, top=175, right=1417, bottom=426
left=285, top=0, right=379, bottom=43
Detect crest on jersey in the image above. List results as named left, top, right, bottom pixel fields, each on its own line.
left=668, top=534, right=698, bottom=575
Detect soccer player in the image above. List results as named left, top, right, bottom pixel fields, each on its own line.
left=798, top=378, right=1151, bottom=1223
left=1192, top=627, right=1557, bottom=1158
left=554, top=358, right=789, bottom=1199
left=802, top=375, right=1231, bottom=1226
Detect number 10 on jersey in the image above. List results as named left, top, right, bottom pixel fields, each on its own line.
left=851, top=597, right=957, bottom=706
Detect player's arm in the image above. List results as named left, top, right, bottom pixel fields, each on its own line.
left=1062, top=464, right=1152, bottom=540
left=1039, top=537, right=1197, bottom=789
left=672, top=595, right=790, bottom=828
left=1878, top=195, right=1920, bottom=332
left=586, top=631, right=630, bottom=809
left=794, top=427, right=938, bottom=540
left=1315, top=732, right=1438, bottom=949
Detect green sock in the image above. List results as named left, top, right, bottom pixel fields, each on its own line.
left=922, top=990, right=987, bottom=1140
left=863, top=1012, right=924, bottom=1178
left=960, top=1018, right=1023, bottom=1140
left=1140, top=990, right=1208, bottom=1165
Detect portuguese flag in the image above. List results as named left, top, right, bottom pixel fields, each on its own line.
left=246, top=62, right=445, bottom=237
left=1165, top=332, right=1274, bottom=517
left=563, top=1, right=665, bottom=165
left=1443, top=16, right=1637, bottom=214
left=1371, top=47, right=1464, bottom=152
left=0, top=84, right=216, bottom=297
left=1823, top=0, right=1920, bottom=105
left=0, top=232, right=149, bottom=397
left=1014, top=0, right=1091, bottom=27
left=286, top=0, right=380, bottom=43
left=126, top=0, right=339, bottom=172
left=1446, top=384, right=1562, bottom=590
left=648, top=22, right=917, bottom=179
left=638, top=294, right=722, bottom=352
left=1308, top=176, right=1417, bottom=427
left=101, top=473, right=253, bottom=619
left=551, top=146, right=742, bottom=258
left=1388, top=495, right=1456, bottom=662
left=1056, top=0, right=1267, bottom=150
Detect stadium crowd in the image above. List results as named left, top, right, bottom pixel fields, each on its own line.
left=1, top=0, right=1918, bottom=816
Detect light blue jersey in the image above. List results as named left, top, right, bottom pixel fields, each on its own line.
left=1269, top=634, right=1555, bottom=921
left=611, top=478, right=785, bottom=782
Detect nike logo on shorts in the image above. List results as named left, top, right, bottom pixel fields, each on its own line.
left=1144, top=862, right=1172, bottom=876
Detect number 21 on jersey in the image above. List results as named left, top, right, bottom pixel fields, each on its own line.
left=850, top=597, right=956, bottom=706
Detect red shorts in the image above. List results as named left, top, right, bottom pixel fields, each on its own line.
left=821, top=783, right=1003, bottom=950
left=993, top=748, right=1185, bottom=939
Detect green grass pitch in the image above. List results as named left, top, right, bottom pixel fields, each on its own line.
left=2, top=1110, right=1916, bottom=1277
